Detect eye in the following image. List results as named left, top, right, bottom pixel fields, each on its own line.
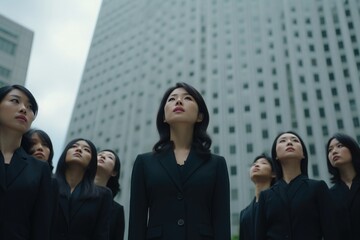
left=184, top=96, right=193, bottom=100
left=83, top=147, right=91, bottom=153
left=167, top=97, right=175, bottom=102
left=337, top=143, right=343, bottom=148
left=10, top=98, right=20, bottom=103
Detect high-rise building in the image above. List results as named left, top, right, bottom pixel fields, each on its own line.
left=0, top=14, right=33, bottom=86
left=66, top=0, right=360, bottom=237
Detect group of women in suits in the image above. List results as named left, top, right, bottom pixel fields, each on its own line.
left=240, top=131, right=360, bottom=240
left=0, top=84, right=125, bottom=240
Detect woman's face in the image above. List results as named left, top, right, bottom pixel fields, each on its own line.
left=328, top=138, right=352, bottom=168
left=275, top=133, right=304, bottom=162
left=163, top=87, right=202, bottom=125
left=65, top=140, right=92, bottom=168
left=0, top=89, right=35, bottom=134
left=250, top=158, right=274, bottom=183
left=97, top=151, right=116, bottom=176
left=29, top=132, right=51, bottom=161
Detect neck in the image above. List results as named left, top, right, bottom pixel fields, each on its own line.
left=94, top=171, right=110, bottom=187
left=254, top=181, right=271, bottom=202
left=170, top=124, right=194, bottom=149
left=339, top=164, right=356, bottom=188
left=65, top=166, right=85, bottom=192
left=281, top=160, right=302, bottom=183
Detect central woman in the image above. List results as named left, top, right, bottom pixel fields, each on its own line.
left=129, top=82, right=230, bottom=240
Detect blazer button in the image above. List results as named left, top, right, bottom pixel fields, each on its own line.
left=177, top=218, right=185, bottom=226
left=177, top=193, right=183, bottom=200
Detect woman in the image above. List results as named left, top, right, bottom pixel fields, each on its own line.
left=22, top=128, right=54, bottom=170
left=0, top=85, right=52, bottom=240
left=95, top=149, right=125, bottom=240
left=239, top=153, right=275, bottom=240
left=255, top=131, right=339, bottom=240
left=129, top=82, right=230, bottom=240
left=327, top=133, right=360, bottom=240
left=53, top=138, right=113, bottom=240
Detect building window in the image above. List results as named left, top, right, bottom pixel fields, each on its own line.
left=246, top=124, right=252, bottom=133
left=230, top=166, right=237, bottom=175
left=337, top=119, right=344, bottom=129
left=304, top=109, right=310, bottom=118
left=353, top=117, right=360, bottom=127
left=229, top=126, right=235, bottom=133
left=319, top=107, right=325, bottom=118
left=230, top=145, right=236, bottom=154
left=262, top=129, right=269, bottom=139
left=312, top=164, right=319, bottom=177
left=213, top=126, right=219, bottom=134
left=322, top=125, right=328, bottom=136
left=306, top=126, right=313, bottom=136
left=246, top=143, right=253, bottom=153
left=309, top=143, right=316, bottom=155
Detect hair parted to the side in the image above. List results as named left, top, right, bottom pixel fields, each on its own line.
left=99, top=149, right=121, bottom=198
left=326, top=133, right=360, bottom=184
left=55, top=138, right=98, bottom=197
left=22, top=128, right=55, bottom=170
left=153, top=82, right=212, bottom=158
left=271, top=131, right=308, bottom=180
left=0, top=84, right=38, bottom=115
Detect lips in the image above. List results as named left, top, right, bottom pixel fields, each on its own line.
left=34, top=152, right=45, bottom=159
left=173, top=107, right=184, bottom=112
left=332, top=156, right=340, bottom=162
left=285, top=147, right=295, bottom=152
left=16, top=115, right=27, bottom=122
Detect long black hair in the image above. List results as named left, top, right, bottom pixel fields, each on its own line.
left=326, top=133, right=360, bottom=184
left=99, top=149, right=121, bottom=198
left=271, top=131, right=308, bottom=180
left=22, top=128, right=54, bottom=170
left=55, top=138, right=98, bottom=197
left=153, top=82, right=211, bottom=158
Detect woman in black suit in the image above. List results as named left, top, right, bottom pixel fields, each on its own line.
left=0, top=85, right=52, bottom=240
left=255, top=131, right=339, bottom=240
left=327, top=133, right=360, bottom=240
left=95, top=149, right=125, bottom=240
left=129, top=82, right=230, bottom=240
left=239, top=153, right=275, bottom=240
left=52, top=138, right=113, bottom=240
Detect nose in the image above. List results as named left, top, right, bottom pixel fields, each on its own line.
left=19, top=103, right=27, bottom=114
left=286, top=140, right=293, bottom=146
left=35, top=143, right=44, bottom=151
left=175, top=97, right=183, bottom=105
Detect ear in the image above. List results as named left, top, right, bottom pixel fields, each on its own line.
left=196, top=113, right=203, bottom=122
left=111, top=171, right=117, bottom=177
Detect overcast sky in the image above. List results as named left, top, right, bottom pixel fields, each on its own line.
left=0, top=0, right=102, bottom=165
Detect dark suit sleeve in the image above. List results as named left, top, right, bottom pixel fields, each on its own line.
left=212, top=156, right=231, bottom=240
left=129, top=155, right=148, bottom=240
left=255, top=191, right=267, bottom=240
left=31, top=162, right=52, bottom=240
left=316, top=181, right=340, bottom=240
left=94, top=187, right=113, bottom=240
left=112, top=203, right=125, bottom=240
left=239, top=210, right=244, bottom=240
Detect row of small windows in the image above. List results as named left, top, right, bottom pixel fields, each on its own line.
left=0, top=37, right=16, bottom=55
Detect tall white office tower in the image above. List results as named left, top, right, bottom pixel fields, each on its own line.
left=0, top=14, right=33, bottom=86
left=66, top=0, right=360, bottom=237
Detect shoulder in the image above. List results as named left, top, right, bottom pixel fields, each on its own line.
left=95, top=185, right=113, bottom=199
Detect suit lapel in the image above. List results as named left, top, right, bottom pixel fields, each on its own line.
left=0, top=155, right=5, bottom=191
left=6, top=148, right=28, bottom=188
left=349, top=177, right=360, bottom=209
left=182, top=148, right=204, bottom=184
left=158, top=150, right=183, bottom=191
left=272, top=181, right=288, bottom=207
left=58, top=195, right=70, bottom=225
left=286, top=175, right=306, bottom=201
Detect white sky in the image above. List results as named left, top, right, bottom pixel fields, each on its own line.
left=0, top=0, right=102, bottom=165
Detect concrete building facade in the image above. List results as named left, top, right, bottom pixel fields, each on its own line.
left=66, top=0, right=360, bottom=236
left=0, top=14, right=33, bottom=86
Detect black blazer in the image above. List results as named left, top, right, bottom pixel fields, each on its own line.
left=255, top=175, right=339, bottom=240
left=52, top=183, right=113, bottom=240
left=239, top=198, right=257, bottom=240
left=0, top=148, right=52, bottom=240
left=110, top=201, right=125, bottom=240
left=330, top=176, right=360, bottom=240
left=128, top=148, right=231, bottom=240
